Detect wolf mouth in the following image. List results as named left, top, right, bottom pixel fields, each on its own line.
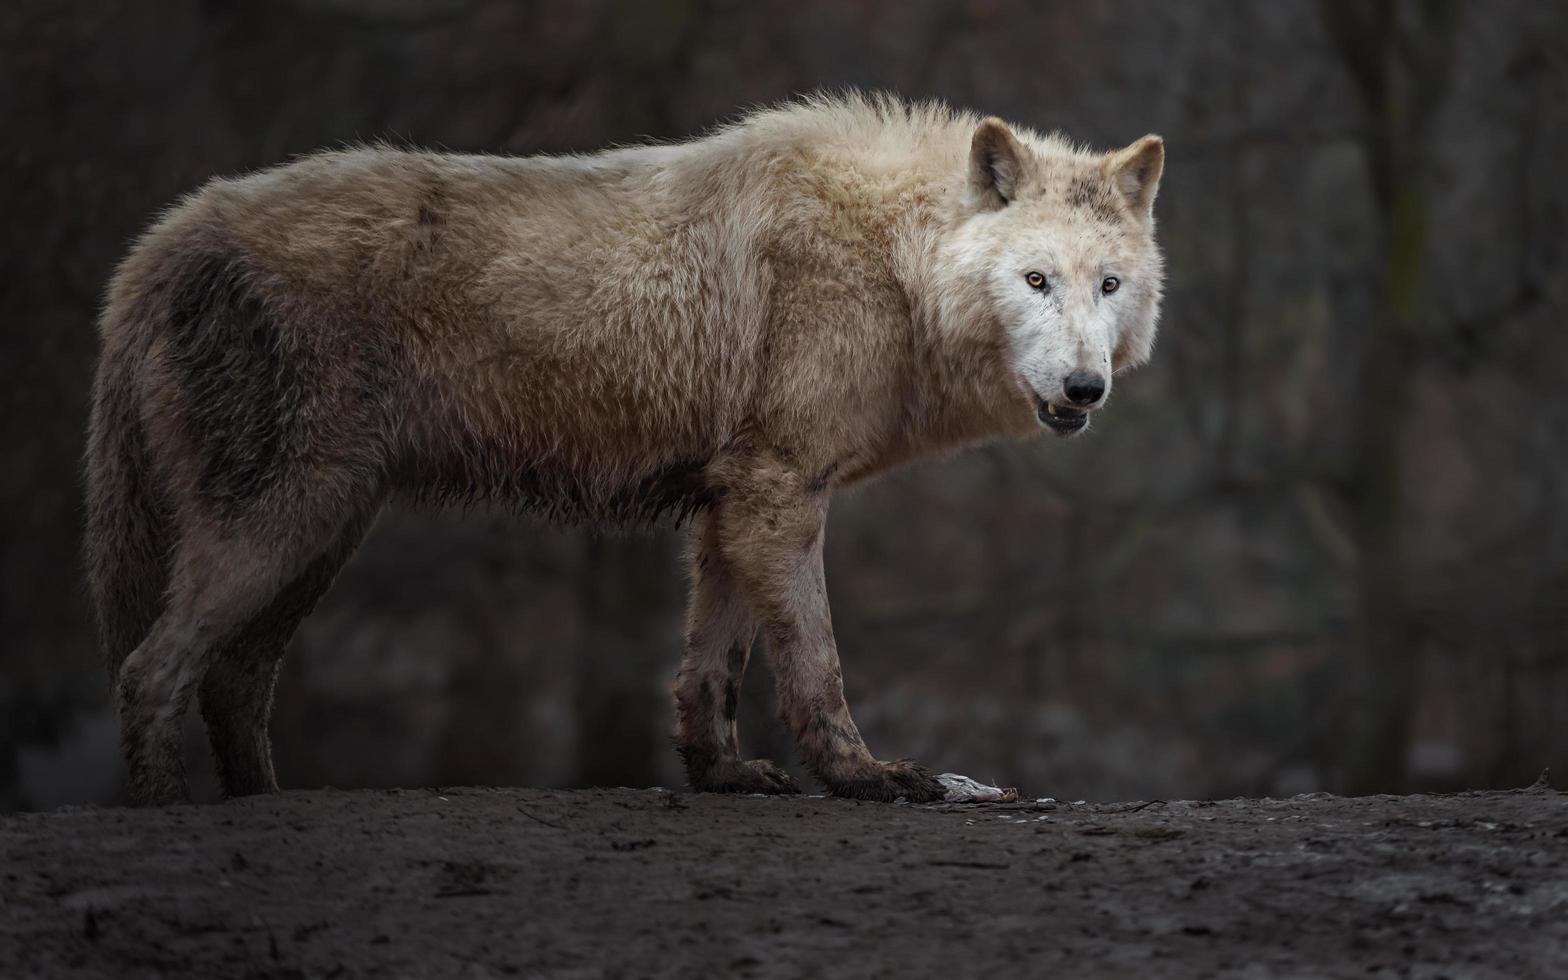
left=1037, top=398, right=1089, bottom=434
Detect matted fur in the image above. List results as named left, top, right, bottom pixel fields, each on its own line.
left=85, top=92, right=1164, bottom=805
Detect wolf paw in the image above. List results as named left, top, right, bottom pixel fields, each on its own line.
left=690, top=758, right=802, bottom=795
left=827, top=759, right=947, bottom=804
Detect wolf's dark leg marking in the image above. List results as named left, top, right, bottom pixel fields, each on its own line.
left=716, top=457, right=945, bottom=804
left=674, top=512, right=800, bottom=795
left=164, top=252, right=308, bottom=519
left=199, top=513, right=375, bottom=798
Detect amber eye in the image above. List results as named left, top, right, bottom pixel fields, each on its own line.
left=1101, top=276, right=1120, bottom=294
left=1025, top=271, right=1047, bottom=290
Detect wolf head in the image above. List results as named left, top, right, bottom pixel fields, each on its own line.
left=939, top=118, right=1164, bottom=437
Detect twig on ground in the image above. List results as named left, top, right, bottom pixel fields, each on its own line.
left=515, top=806, right=567, bottom=830
left=1102, top=800, right=1168, bottom=814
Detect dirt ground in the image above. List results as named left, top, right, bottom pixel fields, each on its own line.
left=1, top=782, right=1564, bottom=979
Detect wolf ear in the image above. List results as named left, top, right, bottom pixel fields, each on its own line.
left=1105, top=134, right=1164, bottom=218
left=969, top=118, right=1028, bottom=210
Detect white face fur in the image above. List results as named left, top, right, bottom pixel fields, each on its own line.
left=947, top=119, right=1165, bottom=436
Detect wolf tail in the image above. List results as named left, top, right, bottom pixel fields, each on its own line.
left=84, top=313, right=172, bottom=684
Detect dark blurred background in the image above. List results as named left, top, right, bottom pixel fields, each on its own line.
left=4, top=0, right=1566, bottom=811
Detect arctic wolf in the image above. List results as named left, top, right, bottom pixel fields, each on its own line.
left=86, top=93, right=1164, bottom=806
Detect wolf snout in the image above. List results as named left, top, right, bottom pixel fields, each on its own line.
left=1062, top=370, right=1106, bottom=408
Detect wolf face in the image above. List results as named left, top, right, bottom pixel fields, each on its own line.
left=942, top=119, right=1164, bottom=437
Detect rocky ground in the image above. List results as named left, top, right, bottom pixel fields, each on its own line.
left=1, top=781, right=1564, bottom=978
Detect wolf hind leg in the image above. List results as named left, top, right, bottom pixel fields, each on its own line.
left=117, top=510, right=367, bottom=806
left=198, top=511, right=377, bottom=798
left=675, top=512, right=799, bottom=795
left=198, top=654, right=282, bottom=799
left=109, top=237, right=400, bottom=805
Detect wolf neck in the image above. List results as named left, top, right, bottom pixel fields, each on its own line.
left=760, top=129, right=1032, bottom=462
left=893, top=212, right=1032, bottom=455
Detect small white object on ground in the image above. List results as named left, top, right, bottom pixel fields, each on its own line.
left=937, top=773, right=1020, bottom=803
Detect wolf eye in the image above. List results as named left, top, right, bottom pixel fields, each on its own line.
left=1025, top=271, right=1047, bottom=290
left=1101, top=276, right=1120, bottom=294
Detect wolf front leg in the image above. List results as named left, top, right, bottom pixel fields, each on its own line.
left=674, top=511, right=800, bottom=794
left=713, top=458, right=946, bottom=804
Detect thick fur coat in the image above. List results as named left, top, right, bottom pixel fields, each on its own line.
left=86, top=93, right=1164, bottom=804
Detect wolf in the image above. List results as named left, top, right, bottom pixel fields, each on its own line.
left=85, top=93, right=1164, bottom=806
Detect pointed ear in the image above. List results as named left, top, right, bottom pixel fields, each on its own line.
left=1105, top=134, right=1164, bottom=217
left=968, top=118, right=1028, bottom=210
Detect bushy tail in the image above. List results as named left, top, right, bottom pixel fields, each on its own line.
left=84, top=334, right=171, bottom=681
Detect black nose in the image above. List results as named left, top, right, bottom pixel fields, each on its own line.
left=1063, top=370, right=1106, bottom=407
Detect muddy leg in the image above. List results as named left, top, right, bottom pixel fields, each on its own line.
left=199, top=514, right=374, bottom=797
left=675, top=512, right=799, bottom=794
left=714, top=457, right=946, bottom=804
